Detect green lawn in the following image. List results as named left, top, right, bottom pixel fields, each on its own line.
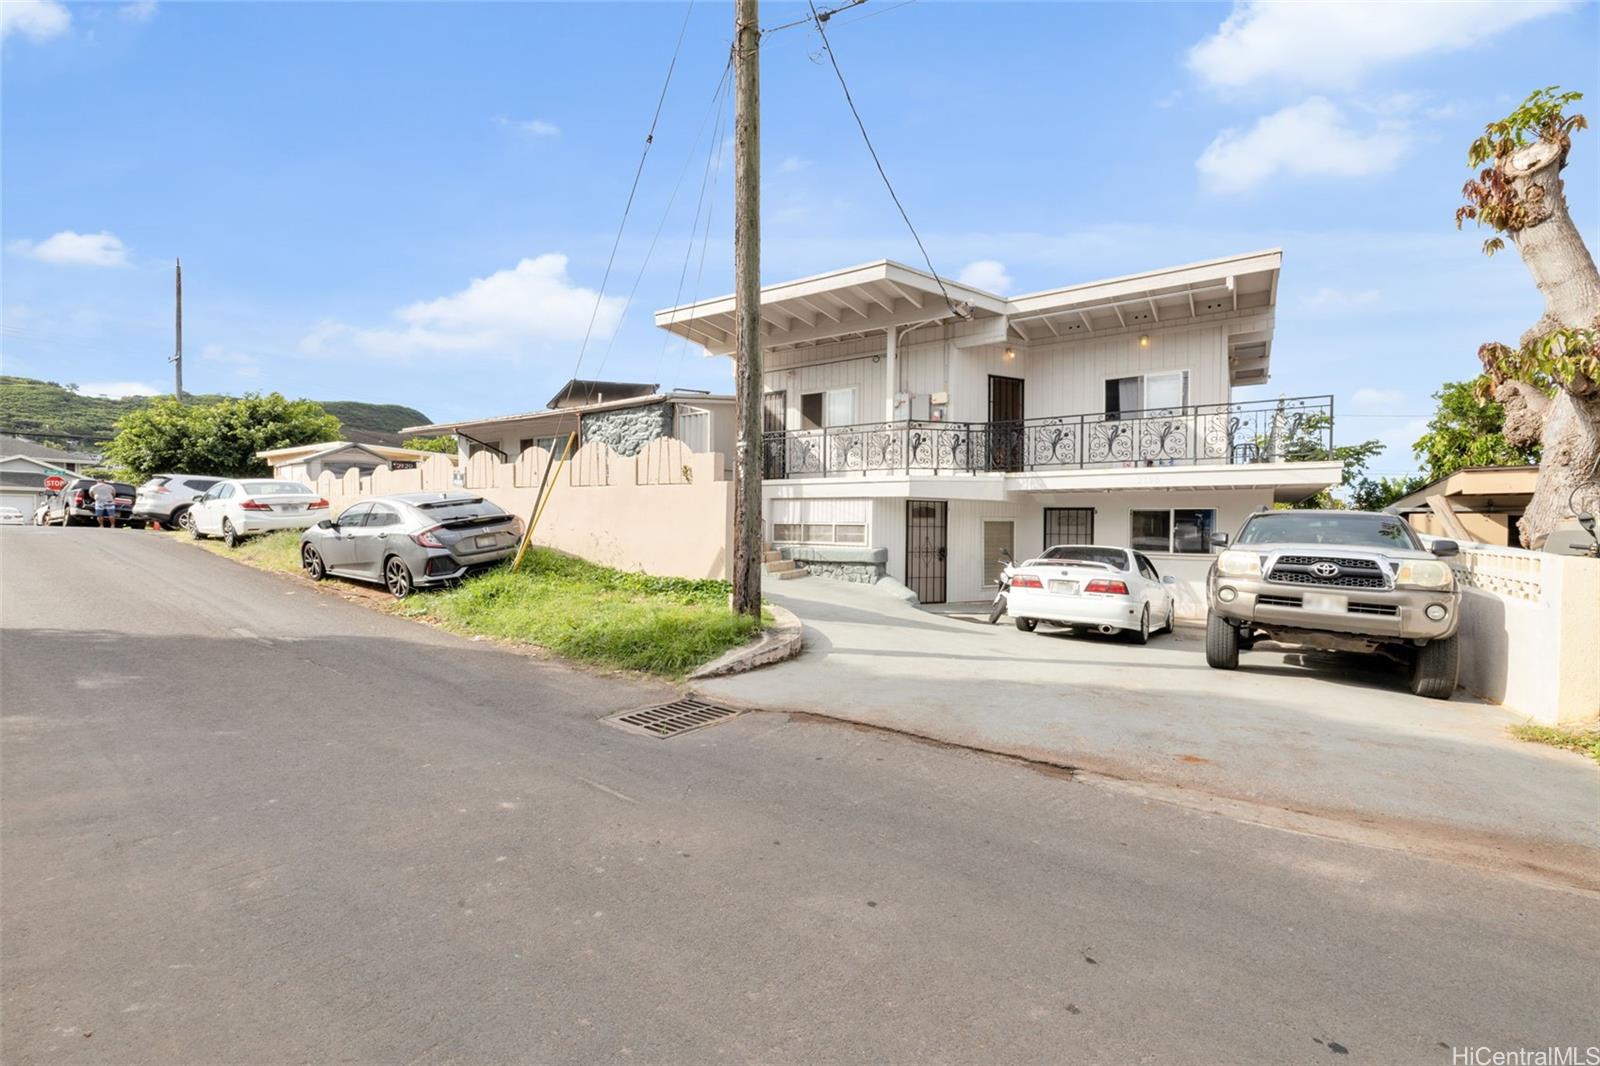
left=1508, top=722, right=1600, bottom=764
left=179, top=527, right=304, bottom=574
left=392, top=548, right=761, bottom=677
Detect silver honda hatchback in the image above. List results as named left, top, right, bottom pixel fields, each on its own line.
left=299, top=492, right=523, bottom=598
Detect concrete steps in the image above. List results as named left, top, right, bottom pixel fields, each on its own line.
left=762, top=543, right=808, bottom=580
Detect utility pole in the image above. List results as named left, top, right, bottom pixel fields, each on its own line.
left=171, top=258, right=185, bottom=401
left=731, top=0, right=762, bottom=618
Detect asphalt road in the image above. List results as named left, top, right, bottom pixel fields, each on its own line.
left=3, top=526, right=1597, bottom=1065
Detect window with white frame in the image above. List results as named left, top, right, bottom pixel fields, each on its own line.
left=773, top=521, right=867, bottom=545
left=1105, top=370, right=1189, bottom=417
left=799, top=387, right=856, bottom=429
left=1130, top=507, right=1216, bottom=554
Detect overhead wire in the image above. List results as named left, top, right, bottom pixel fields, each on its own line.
left=593, top=52, right=735, bottom=386
left=666, top=65, right=735, bottom=393
left=806, top=0, right=962, bottom=317
left=567, top=0, right=698, bottom=403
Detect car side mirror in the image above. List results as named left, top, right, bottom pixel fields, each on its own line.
left=193, top=494, right=207, bottom=502
left=1210, top=532, right=1229, bottom=547
left=1162, top=575, right=1178, bottom=585
left=1429, top=539, right=1460, bottom=558
left=316, top=519, right=335, bottom=530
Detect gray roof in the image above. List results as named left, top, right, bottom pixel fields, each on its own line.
left=0, top=434, right=100, bottom=464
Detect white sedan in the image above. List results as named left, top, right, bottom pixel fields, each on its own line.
left=188, top=478, right=328, bottom=547
left=1006, top=544, right=1177, bottom=644
left=0, top=506, right=25, bottom=526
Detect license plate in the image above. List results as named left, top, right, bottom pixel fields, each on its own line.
left=279, top=504, right=303, bottom=512
left=475, top=534, right=498, bottom=548
left=1303, top=592, right=1348, bottom=613
left=1049, top=580, right=1079, bottom=595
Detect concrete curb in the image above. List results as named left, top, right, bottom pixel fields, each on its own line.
left=688, top=603, right=803, bottom=680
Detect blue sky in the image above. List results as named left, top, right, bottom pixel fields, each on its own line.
left=2, top=0, right=1596, bottom=476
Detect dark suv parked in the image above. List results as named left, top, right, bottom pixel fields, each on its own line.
left=45, top=479, right=141, bottom=528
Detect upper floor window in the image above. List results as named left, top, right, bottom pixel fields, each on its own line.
left=1106, top=370, right=1188, bottom=417
left=800, top=388, right=855, bottom=429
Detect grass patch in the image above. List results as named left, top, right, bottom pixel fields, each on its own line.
left=1508, top=722, right=1600, bottom=764
left=392, top=547, right=761, bottom=677
left=175, top=527, right=304, bottom=575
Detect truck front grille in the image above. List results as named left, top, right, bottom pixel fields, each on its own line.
left=1267, top=555, right=1388, bottom=590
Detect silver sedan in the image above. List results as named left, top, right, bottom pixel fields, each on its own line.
left=300, top=492, right=524, bottom=598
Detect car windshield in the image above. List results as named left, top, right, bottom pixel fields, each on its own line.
left=1236, top=513, right=1420, bottom=550
left=240, top=481, right=313, bottom=495
left=1039, top=546, right=1127, bottom=569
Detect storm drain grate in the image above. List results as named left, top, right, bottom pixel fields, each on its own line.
left=608, top=697, right=744, bottom=738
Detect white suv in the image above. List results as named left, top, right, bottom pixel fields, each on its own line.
left=133, top=474, right=224, bottom=531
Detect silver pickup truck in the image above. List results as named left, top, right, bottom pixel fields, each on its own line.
left=1204, top=509, right=1462, bottom=699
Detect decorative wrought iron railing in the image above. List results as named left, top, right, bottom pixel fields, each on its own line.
left=761, top=395, right=1334, bottom=479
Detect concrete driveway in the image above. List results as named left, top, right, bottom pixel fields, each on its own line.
left=700, top=577, right=1599, bottom=878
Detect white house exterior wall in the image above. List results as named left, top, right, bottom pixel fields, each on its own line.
left=790, top=488, right=1271, bottom=612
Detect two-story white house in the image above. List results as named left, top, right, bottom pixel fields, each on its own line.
left=656, top=249, right=1343, bottom=615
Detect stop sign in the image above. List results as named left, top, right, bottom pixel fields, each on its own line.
left=43, top=475, right=67, bottom=491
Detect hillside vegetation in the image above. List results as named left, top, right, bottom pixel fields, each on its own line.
left=0, top=376, right=427, bottom=443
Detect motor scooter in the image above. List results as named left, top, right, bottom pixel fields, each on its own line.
left=987, top=548, right=1015, bottom=624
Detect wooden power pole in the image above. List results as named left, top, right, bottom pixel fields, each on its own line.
left=731, top=0, right=762, bottom=618
left=171, top=258, right=185, bottom=400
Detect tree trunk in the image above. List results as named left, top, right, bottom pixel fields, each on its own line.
left=1502, top=140, right=1600, bottom=546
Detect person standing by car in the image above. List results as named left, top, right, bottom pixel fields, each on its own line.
left=88, top=476, right=117, bottom=528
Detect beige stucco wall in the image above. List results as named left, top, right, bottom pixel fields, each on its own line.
left=310, top=438, right=733, bottom=581
left=1453, top=548, right=1599, bottom=725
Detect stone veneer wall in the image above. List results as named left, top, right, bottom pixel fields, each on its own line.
left=581, top=402, right=674, bottom=457
left=782, top=545, right=888, bottom=585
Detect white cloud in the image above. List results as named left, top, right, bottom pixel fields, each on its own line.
left=8, top=231, right=130, bottom=267
left=301, top=254, right=623, bottom=359
left=1352, top=387, right=1406, bottom=411
left=1187, top=1, right=1572, bottom=90
left=120, top=0, right=158, bottom=22
left=1196, top=98, right=1407, bottom=194
left=778, top=155, right=812, bottom=174
left=956, top=259, right=1012, bottom=294
left=1, top=0, right=70, bottom=41
left=495, top=116, right=559, bottom=137
left=202, top=343, right=259, bottom=377
left=1302, top=285, right=1380, bottom=310
left=80, top=381, right=161, bottom=399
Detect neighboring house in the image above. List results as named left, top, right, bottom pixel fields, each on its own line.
left=655, top=251, right=1343, bottom=609
left=256, top=441, right=456, bottom=483
left=0, top=435, right=101, bottom=514
left=1391, top=465, right=1537, bottom=547
left=402, top=378, right=736, bottom=468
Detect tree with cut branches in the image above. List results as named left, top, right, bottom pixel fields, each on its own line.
left=1456, top=86, right=1600, bottom=547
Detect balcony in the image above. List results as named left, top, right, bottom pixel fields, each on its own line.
left=762, top=395, right=1334, bottom=480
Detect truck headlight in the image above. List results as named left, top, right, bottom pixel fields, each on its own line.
left=1395, top=559, right=1453, bottom=589
left=1216, top=549, right=1262, bottom=577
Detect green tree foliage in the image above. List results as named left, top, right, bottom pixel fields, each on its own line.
left=1348, top=474, right=1430, bottom=512
left=0, top=375, right=428, bottom=443
left=105, top=394, right=341, bottom=481
left=1413, top=380, right=1541, bottom=480
left=402, top=435, right=458, bottom=454
left=1261, top=412, right=1386, bottom=509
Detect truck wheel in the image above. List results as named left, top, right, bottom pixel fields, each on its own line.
left=1205, top=612, right=1239, bottom=670
left=1409, top=634, right=1460, bottom=699
left=1014, top=617, right=1037, bottom=632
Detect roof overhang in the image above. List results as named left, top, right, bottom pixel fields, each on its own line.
left=400, top=391, right=734, bottom=436
left=1004, top=249, right=1281, bottom=386
left=654, top=250, right=1282, bottom=383
left=654, top=260, right=1008, bottom=356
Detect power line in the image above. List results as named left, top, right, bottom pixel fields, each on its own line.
left=763, top=0, right=868, bottom=35
left=806, top=0, right=961, bottom=317
left=665, top=58, right=736, bottom=392
left=567, top=0, right=697, bottom=401
left=593, top=54, right=735, bottom=385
